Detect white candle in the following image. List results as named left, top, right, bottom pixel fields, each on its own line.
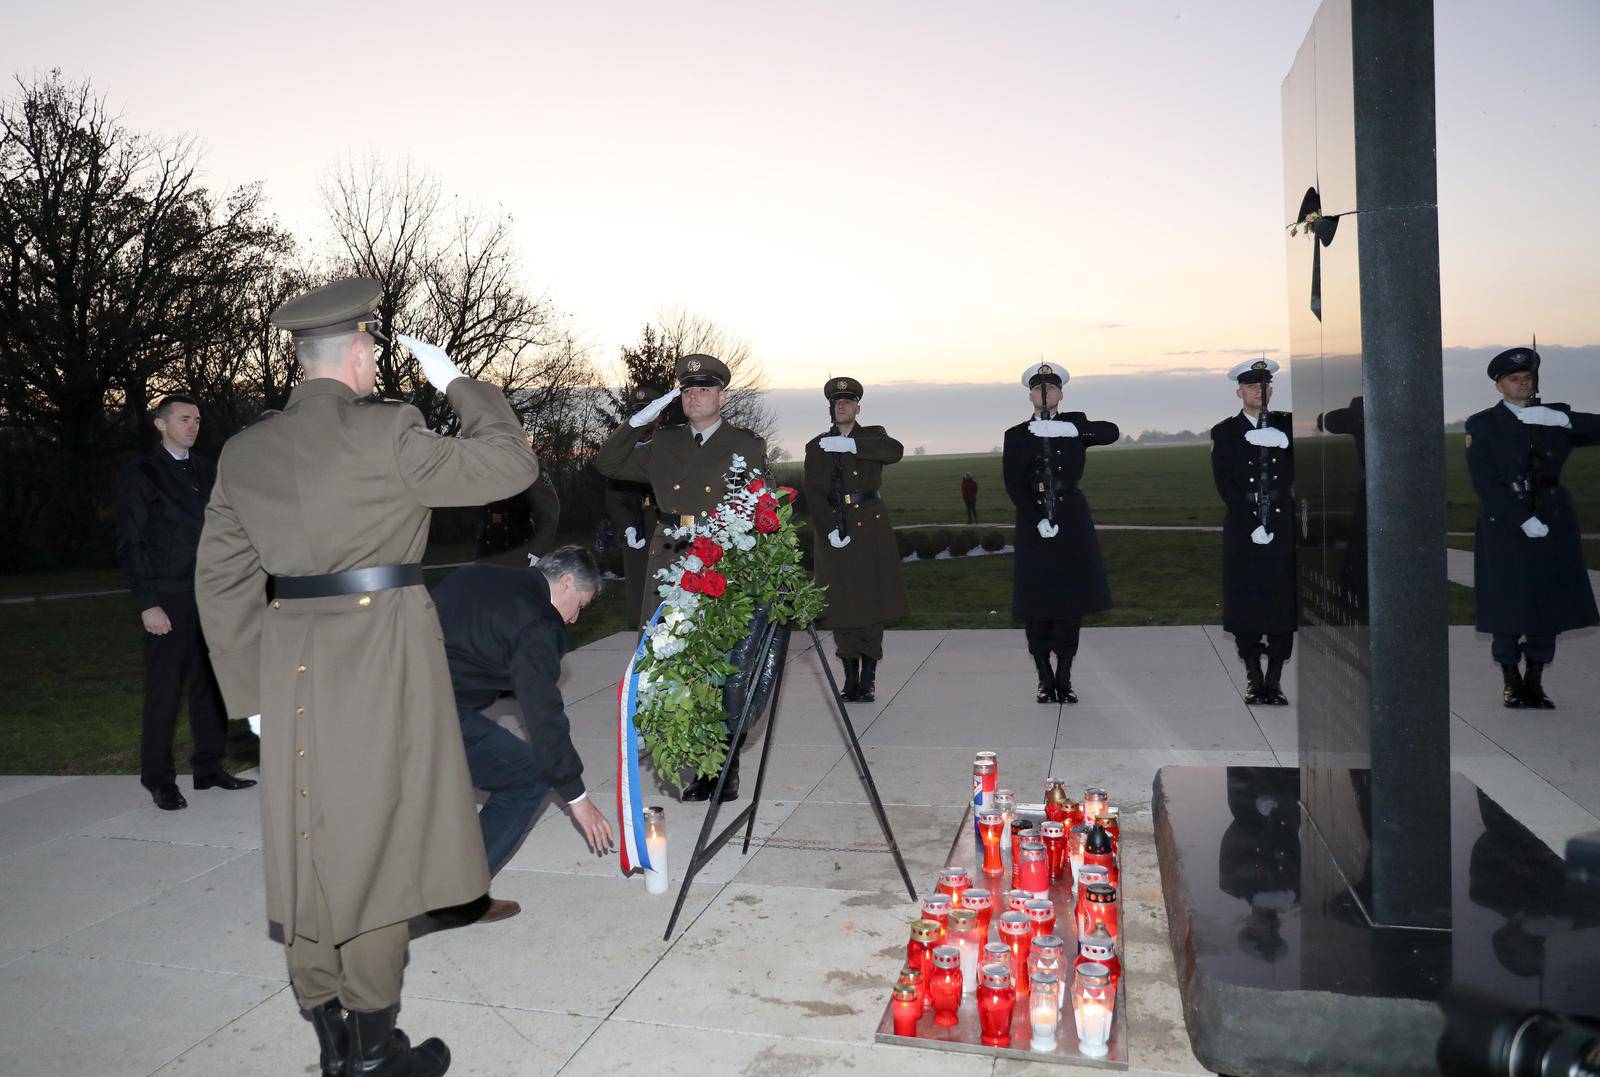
left=1074, top=999, right=1111, bottom=1058
left=644, top=833, right=669, bottom=894
left=1030, top=998, right=1058, bottom=1052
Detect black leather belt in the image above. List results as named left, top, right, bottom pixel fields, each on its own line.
left=1507, top=478, right=1558, bottom=493
left=841, top=490, right=881, bottom=505
left=272, top=563, right=425, bottom=600
left=1035, top=480, right=1076, bottom=495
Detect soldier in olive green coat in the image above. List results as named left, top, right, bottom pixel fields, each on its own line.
left=803, top=377, right=908, bottom=702
left=196, top=278, right=538, bottom=1077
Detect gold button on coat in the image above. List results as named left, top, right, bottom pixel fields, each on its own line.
left=297, top=748, right=305, bottom=757
left=297, top=665, right=307, bottom=673
left=272, top=600, right=281, bottom=609
left=299, top=788, right=307, bottom=797
left=296, top=707, right=304, bottom=715
left=357, top=595, right=372, bottom=607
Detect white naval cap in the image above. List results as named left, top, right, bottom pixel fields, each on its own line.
left=1226, top=357, right=1280, bottom=384
left=1021, top=362, right=1069, bottom=389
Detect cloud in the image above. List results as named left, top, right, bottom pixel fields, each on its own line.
left=1162, top=347, right=1283, bottom=357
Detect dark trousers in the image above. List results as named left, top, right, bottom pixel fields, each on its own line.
left=457, top=706, right=549, bottom=877
left=833, top=624, right=885, bottom=662
left=1026, top=618, right=1081, bottom=665
left=1491, top=633, right=1556, bottom=665
left=1233, top=632, right=1295, bottom=664
left=963, top=498, right=978, bottom=524
left=140, top=590, right=226, bottom=785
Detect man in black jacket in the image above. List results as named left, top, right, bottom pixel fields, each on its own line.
left=433, top=546, right=615, bottom=922
left=115, top=395, right=255, bottom=810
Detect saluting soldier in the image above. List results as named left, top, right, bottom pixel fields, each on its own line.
left=595, top=353, right=765, bottom=801
left=1466, top=346, right=1600, bottom=708
left=477, top=461, right=561, bottom=568
left=195, top=278, right=538, bottom=1077
left=1211, top=358, right=1296, bottom=706
left=802, top=377, right=908, bottom=702
left=1003, top=362, right=1119, bottom=705
left=603, top=386, right=664, bottom=628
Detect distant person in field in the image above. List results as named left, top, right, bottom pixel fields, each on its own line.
left=1004, top=362, right=1119, bottom=704
left=961, top=472, right=979, bottom=523
left=114, top=394, right=255, bottom=811
left=803, top=377, right=909, bottom=703
left=1210, top=358, right=1296, bottom=707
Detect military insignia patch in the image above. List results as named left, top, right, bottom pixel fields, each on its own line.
left=1040, top=364, right=1053, bottom=376
left=1252, top=360, right=1268, bottom=371
left=686, top=358, right=702, bottom=372
left=835, top=379, right=846, bottom=390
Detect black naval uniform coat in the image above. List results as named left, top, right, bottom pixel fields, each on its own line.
left=1003, top=412, right=1119, bottom=621
left=603, top=478, right=658, bottom=628
left=802, top=424, right=909, bottom=629
left=595, top=419, right=766, bottom=622
left=1210, top=411, right=1297, bottom=636
left=477, top=472, right=561, bottom=567
left=1465, top=400, right=1600, bottom=636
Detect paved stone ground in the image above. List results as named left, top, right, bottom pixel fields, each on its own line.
left=2, top=626, right=1596, bottom=1077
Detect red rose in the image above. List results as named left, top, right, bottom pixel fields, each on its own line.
left=757, top=493, right=778, bottom=511
left=701, top=569, right=728, bottom=597
left=754, top=506, right=780, bottom=534
left=746, top=478, right=766, bottom=493
left=778, top=485, right=800, bottom=502
left=681, top=571, right=705, bottom=593
left=690, top=536, right=724, bottom=567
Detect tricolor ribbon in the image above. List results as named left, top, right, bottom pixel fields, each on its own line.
left=616, top=603, right=663, bottom=874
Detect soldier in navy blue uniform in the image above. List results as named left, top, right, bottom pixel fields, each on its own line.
left=1003, top=362, right=1119, bottom=704
left=1465, top=347, right=1600, bottom=708
left=1210, top=358, right=1296, bottom=706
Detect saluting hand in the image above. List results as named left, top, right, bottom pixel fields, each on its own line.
left=140, top=606, right=173, bottom=635
left=819, top=435, right=857, bottom=453
left=1515, top=405, right=1571, bottom=429
left=1521, top=516, right=1550, bottom=539
left=629, top=388, right=680, bottom=428
left=246, top=714, right=262, bottom=737
left=624, top=526, right=648, bottom=550
left=1251, top=525, right=1273, bottom=545
left=1028, top=419, right=1079, bottom=438
left=569, top=796, right=614, bottom=855
left=396, top=334, right=465, bottom=392
left=1244, top=427, right=1289, bottom=449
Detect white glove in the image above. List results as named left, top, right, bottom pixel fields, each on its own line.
left=1516, top=405, right=1571, bottom=428
left=395, top=334, right=464, bottom=393
left=624, top=526, right=647, bottom=550
left=1521, top=516, right=1550, bottom=538
left=828, top=528, right=851, bottom=548
left=819, top=435, right=857, bottom=453
left=246, top=714, right=261, bottom=737
left=1251, top=525, right=1273, bottom=545
left=1028, top=419, right=1079, bottom=438
left=1244, top=427, right=1289, bottom=449
left=1037, top=518, right=1059, bottom=538
left=628, top=388, right=680, bottom=428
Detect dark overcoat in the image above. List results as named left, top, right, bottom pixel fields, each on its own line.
left=604, top=477, right=659, bottom=628
left=1465, top=401, right=1600, bottom=635
left=1210, top=411, right=1297, bottom=636
left=802, top=424, right=909, bottom=629
left=115, top=448, right=218, bottom=610
left=1003, top=412, right=1119, bottom=620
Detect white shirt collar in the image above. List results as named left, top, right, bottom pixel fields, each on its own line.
left=1501, top=399, right=1525, bottom=414
left=691, top=419, right=722, bottom=442
left=164, top=446, right=191, bottom=461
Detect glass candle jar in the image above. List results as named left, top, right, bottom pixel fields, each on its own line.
left=947, top=907, right=981, bottom=997
left=1039, top=820, right=1068, bottom=883
left=1010, top=818, right=1038, bottom=883
left=892, top=981, right=921, bottom=1036
left=961, top=888, right=993, bottom=938
left=1065, top=795, right=1085, bottom=830
left=1076, top=923, right=1121, bottom=989
left=997, top=911, right=1033, bottom=996
left=977, top=811, right=1006, bottom=875
left=928, top=945, right=963, bottom=1027
left=907, top=919, right=940, bottom=985
left=972, top=757, right=996, bottom=823
left=1018, top=840, right=1049, bottom=894
left=993, top=788, right=1016, bottom=841
left=975, top=751, right=998, bottom=793
left=1029, top=971, right=1060, bottom=1051
left=1028, top=934, right=1065, bottom=1006
left=898, top=963, right=928, bottom=1016
left=1024, top=898, right=1056, bottom=940
left=642, top=805, right=669, bottom=895
left=921, top=893, right=954, bottom=944
left=1072, top=961, right=1115, bottom=1059
left=977, top=962, right=1016, bottom=1047
left=1068, top=824, right=1093, bottom=889
left=1083, top=787, right=1109, bottom=823
left=1043, top=777, right=1070, bottom=823
left=1006, top=888, right=1033, bottom=915
left=1084, top=823, right=1116, bottom=885
left=1075, top=864, right=1109, bottom=925
left=1078, top=883, right=1120, bottom=951
left=936, top=866, right=972, bottom=908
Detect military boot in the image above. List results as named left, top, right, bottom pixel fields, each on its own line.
left=1262, top=658, right=1289, bottom=705
left=1501, top=664, right=1526, bottom=708
left=1522, top=662, right=1555, bottom=709
left=305, top=999, right=348, bottom=1077
left=840, top=657, right=861, bottom=702
left=1242, top=656, right=1267, bottom=705
left=1034, top=656, right=1056, bottom=704
left=681, top=731, right=745, bottom=802
left=858, top=658, right=878, bottom=703
left=345, top=1004, right=450, bottom=1077
left=1054, top=657, right=1078, bottom=705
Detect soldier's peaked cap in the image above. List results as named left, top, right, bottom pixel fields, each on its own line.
left=675, top=353, right=729, bottom=388
left=1227, top=357, right=1280, bottom=384
left=1021, top=362, right=1069, bottom=389
left=825, top=377, right=863, bottom=402
left=271, top=277, right=388, bottom=344
left=1487, top=347, right=1539, bottom=381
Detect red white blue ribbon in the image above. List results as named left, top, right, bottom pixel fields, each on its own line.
left=616, top=604, right=661, bottom=874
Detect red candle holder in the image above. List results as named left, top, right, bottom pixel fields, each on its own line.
left=1096, top=808, right=1120, bottom=860
left=1083, top=787, right=1109, bottom=823
left=1017, top=840, right=1049, bottom=894
left=921, top=894, right=954, bottom=944
left=977, top=962, right=1016, bottom=1047
left=936, top=866, right=972, bottom=908
left=1074, top=865, right=1108, bottom=929
left=1068, top=823, right=1093, bottom=888
left=1044, top=777, right=1070, bottom=823
left=897, top=963, right=927, bottom=1017
left=928, top=945, right=962, bottom=1027
left=907, top=919, right=940, bottom=988
left=892, top=981, right=921, bottom=1036
left=1076, top=922, right=1122, bottom=989
left=1039, top=820, right=1068, bottom=882
left=977, top=811, right=1005, bottom=875
left=982, top=940, right=1011, bottom=974
left=997, top=911, right=1033, bottom=996
left=1005, top=888, right=1033, bottom=916
left=1077, top=883, right=1120, bottom=952
left=961, top=888, right=993, bottom=938
left=1009, top=819, right=1038, bottom=886
left=1023, top=897, right=1056, bottom=940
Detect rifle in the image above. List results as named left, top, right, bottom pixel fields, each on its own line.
left=1038, top=403, right=1058, bottom=527
left=827, top=402, right=850, bottom=541
left=1255, top=385, right=1274, bottom=531
left=1526, top=335, right=1546, bottom=519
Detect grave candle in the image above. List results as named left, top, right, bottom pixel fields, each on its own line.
left=972, top=756, right=996, bottom=815
left=1078, top=883, right=1120, bottom=951
left=977, top=963, right=1016, bottom=1047
left=1039, top=820, right=1067, bottom=883
left=921, top=893, right=954, bottom=944
left=961, top=888, right=993, bottom=938
left=1024, top=898, right=1056, bottom=940
left=936, top=866, right=972, bottom=907
left=1044, top=777, right=1070, bottom=823
left=1018, top=840, right=1049, bottom=894
left=1010, top=818, right=1038, bottom=884
left=977, top=812, right=1006, bottom=875
left=1083, top=787, right=1109, bottom=823
left=1097, top=807, right=1120, bottom=860
left=1028, top=934, right=1065, bottom=1006
left=983, top=940, right=1012, bottom=975
left=907, top=919, right=940, bottom=987
left=1068, top=824, right=1092, bottom=889
left=1075, top=864, right=1109, bottom=926
left=1029, top=972, right=1060, bottom=1052
left=998, top=911, right=1033, bottom=996
left=891, top=981, right=921, bottom=1037
left=1076, top=923, right=1121, bottom=990
left=642, top=806, right=669, bottom=895
left=928, top=945, right=963, bottom=1027
left=897, top=963, right=928, bottom=1017
left=1084, top=823, right=1117, bottom=886
left=1073, top=962, right=1115, bottom=1059
left=1005, top=888, right=1033, bottom=916
left=994, top=790, right=1017, bottom=853
left=947, top=908, right=981, bottom=998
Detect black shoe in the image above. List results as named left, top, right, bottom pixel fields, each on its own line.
left=305, top=999, right=348, bottom=1077
left=1262, top=658, right=1289, bottom=706
left=193, top=770, right=258, bottom=791
left=1501, top=663, right=1526, bottom=708
left=1054, top=655, right=1077, bottom=704
left=1242, top=655, right=1267, bottom=705
left=144, top=779, right=188, bottom=811
left=681, top=749, right=741, bottom=803
left=858, top=658, right=878, bottom=703
left=346, top=1004, right=450, bottom=1077
left=1034, top=656, right=1056, bottom=704
left=1522, top=661, right=1555, bottom=709
left=840, top=657, right=861, bottom=702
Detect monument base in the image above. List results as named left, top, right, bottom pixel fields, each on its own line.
left=1153, top=766, right=1598, bottom=1077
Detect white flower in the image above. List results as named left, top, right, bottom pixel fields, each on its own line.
left=683, top=554, right=704, bottom=573
left=734, top=533, right=756, bottom=552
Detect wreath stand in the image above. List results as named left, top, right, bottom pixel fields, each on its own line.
left=662, top=620, right=918, bottom=939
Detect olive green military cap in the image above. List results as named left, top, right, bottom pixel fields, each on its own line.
left=675, top=353, right=729, bottom=388
left=824, top=376, right=863, bottom=402
left=271, top=277, right=389, bottom=343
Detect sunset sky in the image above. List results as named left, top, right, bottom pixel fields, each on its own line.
left=5, top=0, right=1596, bottom=422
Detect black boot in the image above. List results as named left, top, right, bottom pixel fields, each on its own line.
left=1262, top=658, right=1289, bottom=706
left=345, top=1004, right=450, bottom=1077
left=840, top=657, right=861, bottom=702
left=1501, top=663, right=1526, bottom=708
left=681, top=733, right=743, bottom=802
left=858, top=658, right=878, bottom=703
left=1034, top=656, right=1056, bottom=704
left=1522, top=661, right=1555, bottom=709
left=1054, top=655, right=1077, bottom=704
left=305, top=999, right=348, bottom=1077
